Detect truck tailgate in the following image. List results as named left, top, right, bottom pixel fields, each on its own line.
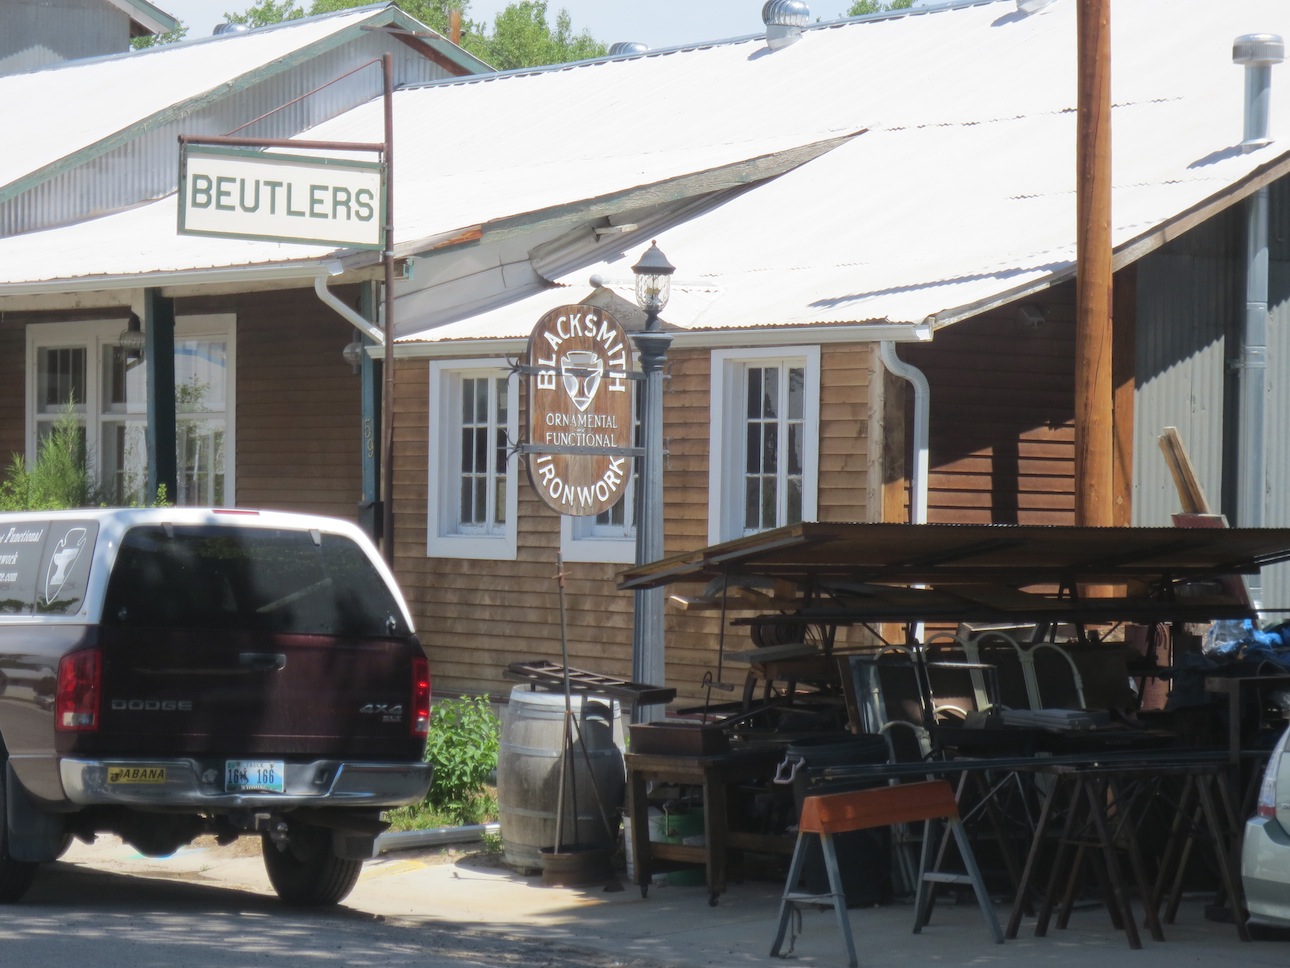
left=81, top=628, right=423, bottom=759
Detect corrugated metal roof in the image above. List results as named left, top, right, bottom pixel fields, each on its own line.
left=2, top=0, right=1289, bottom=346
left=109, top=0, right=179, bottom=36
left=363, top=0, right=1290, bottom=340
left=0, top=3, right=486, bottom=197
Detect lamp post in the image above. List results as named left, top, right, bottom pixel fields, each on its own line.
left=631, top=241, right=675, bottom=723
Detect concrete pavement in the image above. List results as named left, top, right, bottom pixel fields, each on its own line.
left=57, top=835, right=1290, bottom=968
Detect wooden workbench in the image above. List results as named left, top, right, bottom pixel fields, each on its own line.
left=626, top=746, right=792, bottom=905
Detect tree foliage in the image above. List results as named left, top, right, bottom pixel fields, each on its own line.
left=132, top=24, right=189, bottom=49
left=847, top=0, right=915, bottom=14
left=473, top=2, right=604, bottom=70
left=227, top=0, right=307, bottom=27
left=142, top=1, right=605, bottom=68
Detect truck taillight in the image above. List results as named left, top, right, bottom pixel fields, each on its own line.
left=56, top=649, right=102, bottom=732
left=411, top=657, right=431, bottom=737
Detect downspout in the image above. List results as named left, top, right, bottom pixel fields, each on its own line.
left=314, top=271, right=385, bottom=345
left=879, top=341, right=929, bottom=525
left=1233, top=33, right=1284, bottom=613
left=880, top=340, right=930, bottom=644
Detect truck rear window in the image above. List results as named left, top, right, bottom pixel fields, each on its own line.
left=101, top=525, right=408, bottom=637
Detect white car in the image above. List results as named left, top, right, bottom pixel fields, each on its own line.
left=1243, top=722, right=1290, bottom=927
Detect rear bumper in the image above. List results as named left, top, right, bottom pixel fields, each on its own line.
left=59, top=757, right=432, bottom=810
left=1242, top=816, right=1290, bottom=927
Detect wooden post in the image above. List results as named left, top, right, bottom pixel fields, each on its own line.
left=1074, top=0, right=1114, bottom=528
left=143, top=288, right=177, bottom=504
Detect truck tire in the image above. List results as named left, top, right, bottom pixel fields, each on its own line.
left=0, top=764, right=40, bottom=903
left=261, top=822, right=362, bottom=906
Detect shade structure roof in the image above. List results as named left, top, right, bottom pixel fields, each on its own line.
left=618, top=522, right=1290, bottom=625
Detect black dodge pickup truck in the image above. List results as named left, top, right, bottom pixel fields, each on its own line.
left=0, top=508, right=432, bottom=905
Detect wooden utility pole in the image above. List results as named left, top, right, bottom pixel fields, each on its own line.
left=1074, top=0, right=1115, bottom=527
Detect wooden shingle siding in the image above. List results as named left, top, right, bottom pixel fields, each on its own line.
left=399, top=341, right=882, bottom=704
left=180, top=288, right=363, bottom=521
left=818, top=344, right=874, bottom=521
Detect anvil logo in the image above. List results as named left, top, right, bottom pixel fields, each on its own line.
left=560, top=350, right=603, bottom=412
left=45, top=527, right=87, bottom=604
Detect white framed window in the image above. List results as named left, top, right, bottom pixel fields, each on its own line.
left=27, top=315, right=235, bottom=506
left=427, top=359, right=519, bottom=560
left=708, top=346, right=820, bottom=545
left=560, top=383, right=640, bottom=564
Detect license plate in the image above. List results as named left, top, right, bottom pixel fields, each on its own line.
left=224, top=760, right=284, bottom=793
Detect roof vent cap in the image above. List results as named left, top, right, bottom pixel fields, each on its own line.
left=763, top=0, right=809, bottom=51
left=1016, top=0, right=1056, bottom=14
left=608, top=41, right=650, bottom=55
left=1233, top=33, right=1285, bottom=151
left=213, top=21, right=249, bottom=35
left=1233, top=33, right=1286, bottom=67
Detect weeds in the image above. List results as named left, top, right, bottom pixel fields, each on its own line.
left=387, top=694, right=501, bottom=831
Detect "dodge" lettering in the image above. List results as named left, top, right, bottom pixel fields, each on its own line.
left=111, top=699, right=193, bottom=712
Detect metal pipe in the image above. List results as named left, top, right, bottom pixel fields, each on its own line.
left=1233, top=34, right=1282, bottom=613
left=880, top=341, right=930, bottom=643
left=313, top=274, right=385, bottom=343
left=382, top=52, right=396, bottom=565
left=1234, top=34, right=1285, bottom=151
left=879, top=341, right=929, bottom=526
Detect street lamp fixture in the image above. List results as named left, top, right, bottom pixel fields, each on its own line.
left=118, top=313, right=146, bottom=365
left=342, top=339, right=363, bottom=374
left=632, top=241, right=675, bottom=327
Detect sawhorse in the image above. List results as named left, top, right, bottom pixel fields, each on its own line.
left=770, top=779, right=1003, bottom=967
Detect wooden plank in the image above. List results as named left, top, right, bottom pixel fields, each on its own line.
left=800, top=779, right=958, bottom=834
left=1157, top=426, right=1210, bottom=515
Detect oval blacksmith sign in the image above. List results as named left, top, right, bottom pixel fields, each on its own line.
left=526, top=305, right=634, bottom=517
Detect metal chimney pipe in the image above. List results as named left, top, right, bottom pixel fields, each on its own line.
left=763, top=0, right=809, bottom=51
left=1233, top=33, right=1285, bottom=151
left=1232, top=34, right=1282, bottom=613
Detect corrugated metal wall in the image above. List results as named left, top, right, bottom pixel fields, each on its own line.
left=1263, top=178, right=1290, bottom=612
left=1132, top=212, right=1237, bottom=524
left=1134, top=179, right=1290, bottom=614
left=2, top=38, right=457, bottom=236
left=1, top=0, right=130, bottom=75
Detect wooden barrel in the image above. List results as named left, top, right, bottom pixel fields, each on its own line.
left=497, top=687, right=625, bottom=872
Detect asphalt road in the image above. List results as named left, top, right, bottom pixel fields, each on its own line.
left=0, top=854, right=662, bottom=968
left=7, top=835, right=1290, bottom=968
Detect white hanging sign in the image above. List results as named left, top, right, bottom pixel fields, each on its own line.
left=178, top=144, right=386, bottom=250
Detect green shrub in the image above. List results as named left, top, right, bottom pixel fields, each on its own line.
left=0, top=403, right=91, bottom=510
left=387, top=694, right=501, bottom=830
left=0, top=400, right=171, bottom=512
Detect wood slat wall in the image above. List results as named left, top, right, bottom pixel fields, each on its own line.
left=178, top=289, right=365, bottom=520
left=394, top=342, right=883, bottom=704
left=902, top=286, right=1080, bottom=526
